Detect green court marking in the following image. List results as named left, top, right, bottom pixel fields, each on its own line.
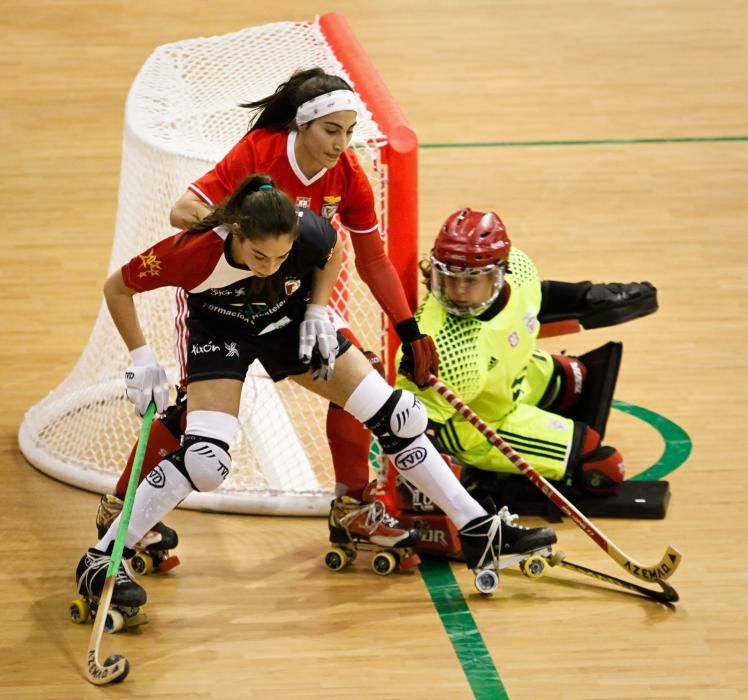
left=420, top=135, right=748, bottom=149
left=420, top=558, right=508, bottom=700
left=612, top=399, right=692, bottom=481
left=420, top=401, right=691, bottom=699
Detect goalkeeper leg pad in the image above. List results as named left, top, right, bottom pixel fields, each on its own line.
left=567, top=341, right=622, bottom=439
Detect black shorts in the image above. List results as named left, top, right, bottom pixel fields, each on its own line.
left=185, top=318, right=353, bottom=384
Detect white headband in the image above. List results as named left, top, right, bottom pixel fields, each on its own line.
left=295, top=90, right=359, bottom=126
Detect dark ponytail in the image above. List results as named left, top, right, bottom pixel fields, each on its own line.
left=241, top=67, right=353, bottom=133
left=184, top=174, right=298, bottom=241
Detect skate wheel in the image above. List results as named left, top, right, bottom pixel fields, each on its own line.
left=104, top=609, right=125, bottom=634
left=549, top=550, right=566, bottom=566
left=156, top=555, right=180, bottom=573
left=372, top=551, right=397, bottom=576
left=474, top=569, right=499, bottom=594
left=519, top=556, right=546, bottom=579
left=324, top=547, right=349, bottom=572
left=124, top=609, right=149, bottom=629
left=69, top=597, right=90, bottom=624
left=131, top=553, right=153, bottom=575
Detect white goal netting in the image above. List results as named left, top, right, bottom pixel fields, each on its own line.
left=18, top=19, right=404, bottom=515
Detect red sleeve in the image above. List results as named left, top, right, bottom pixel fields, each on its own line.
left=189, top=136, right=257, bottom=205
left=121, top=231, right=224, bottom=292
left=349, top=230, right=414, bottom=325
left=337, top=152, right=378, bottom=233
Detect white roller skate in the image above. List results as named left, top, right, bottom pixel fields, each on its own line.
left=97, top=494, right=180, bottom=574
left=324, top=485, right=421, bottom=576
left=70, top=548, right=148, bottom=633
left=458, top=507, right=557, bottom=594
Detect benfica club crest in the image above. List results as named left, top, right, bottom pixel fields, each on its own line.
left=284, top=278, right=301, bottom=296
left=322, top=195, right=342, bottom=219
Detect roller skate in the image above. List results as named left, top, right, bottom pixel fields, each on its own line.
left=458, top=507, right=557, bottom=594
left=96, top=494, right=180, bottom=575
left=324, top=486, right=421, bottom=576
left=70, top=547, right=148, bottom=633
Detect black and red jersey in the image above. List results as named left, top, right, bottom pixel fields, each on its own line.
left=122, top=209, right=336, bottom=334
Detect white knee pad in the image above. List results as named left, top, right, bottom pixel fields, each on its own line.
left=183, top=410, right=238, bottom=492
left=365, top=388, right=428, bottom=454
left=388, top=389, right=428, bottom=438
left=183, top=437, right=231, bottom=492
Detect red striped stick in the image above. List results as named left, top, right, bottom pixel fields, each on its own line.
left=427, top=375, right=681, bottom=583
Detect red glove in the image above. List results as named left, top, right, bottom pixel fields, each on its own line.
left=396, top=318, right=439, bottom=388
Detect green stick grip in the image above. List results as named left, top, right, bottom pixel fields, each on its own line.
left=106, top=402, right=157, bottom=577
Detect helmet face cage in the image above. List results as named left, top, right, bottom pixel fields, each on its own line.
left=430, top=257, right=505, bottom=317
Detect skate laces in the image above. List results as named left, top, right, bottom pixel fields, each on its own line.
left=484, top=515, right=502, bottom=569
left=464, top=514, right=502, bottom=571
left=337, top=498, right=387, bottom=535
left=497, top=506, right=525, bottom=529
left=381, top=510, right=401, bottom=528
left=79, top=551, right=133, bottom=592
left=97, top=495, right=122, bottom=528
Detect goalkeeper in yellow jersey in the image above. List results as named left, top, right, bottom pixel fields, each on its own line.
left=394, top=209, right=643, bottom=545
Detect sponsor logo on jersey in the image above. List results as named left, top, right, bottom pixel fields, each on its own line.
left=210, top=287, right=245, bottom=297
left=137, top=248, right=162, bottom=278
left=284, top=278, right=301, bottom=296
left=296, top=196, right=312, bottom=209
left=191, top=341, right=221, bottom=355
left=508, top=330, right=519, bottom=347
left=321, top=195, right=342, bottom=219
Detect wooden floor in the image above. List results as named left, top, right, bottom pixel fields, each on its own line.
left=3, top=2, right=748, bottom=698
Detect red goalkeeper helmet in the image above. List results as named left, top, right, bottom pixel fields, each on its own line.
left=433, top=209, right=511, bottom=269
left=430, top=209, right=511, bottom=317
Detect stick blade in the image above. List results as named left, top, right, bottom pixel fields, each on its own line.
left=657, top=546, right=682, bottom=581
left=86, top=651, right=129, bottom=685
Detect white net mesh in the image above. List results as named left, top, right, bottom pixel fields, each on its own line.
left=18, top=19, right=398, bottom=515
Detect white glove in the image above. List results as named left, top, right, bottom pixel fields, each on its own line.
left=124, top=345, right=169, bottom=416
left=298, top=304, right=339, bottom=381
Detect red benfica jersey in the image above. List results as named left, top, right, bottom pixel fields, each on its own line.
left=189, top=129, right=377, bottom=234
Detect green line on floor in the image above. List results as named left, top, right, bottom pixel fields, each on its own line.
left=420, top=558, right=508, bottom=700
left=420, top=135, right=748, bottom=149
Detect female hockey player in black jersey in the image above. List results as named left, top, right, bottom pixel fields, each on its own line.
left=75, top=176, right=557, bottom=612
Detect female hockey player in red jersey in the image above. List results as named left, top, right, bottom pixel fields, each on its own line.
left=75, top=176, right=556, bottom=614
left=100, top=68, right=438, bottom=563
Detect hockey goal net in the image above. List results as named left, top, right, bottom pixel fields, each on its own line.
left=18, top=14, right=418, bottom=516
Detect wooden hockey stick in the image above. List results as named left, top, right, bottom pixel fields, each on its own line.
left=85, top=402, right=156, bottom=685
left=544, top=552, right=679, bottom=604
left=427, top=375, right=681, bottom=583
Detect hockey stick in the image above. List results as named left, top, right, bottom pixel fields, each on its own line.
left=544, top=552, right=679, bottom=604
left=427, top=375, right=681, bottom=583
left=85, top=402, right=156, bottom=685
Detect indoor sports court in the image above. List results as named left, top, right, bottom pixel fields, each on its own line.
left=2, top=2, right=747, bottom=698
